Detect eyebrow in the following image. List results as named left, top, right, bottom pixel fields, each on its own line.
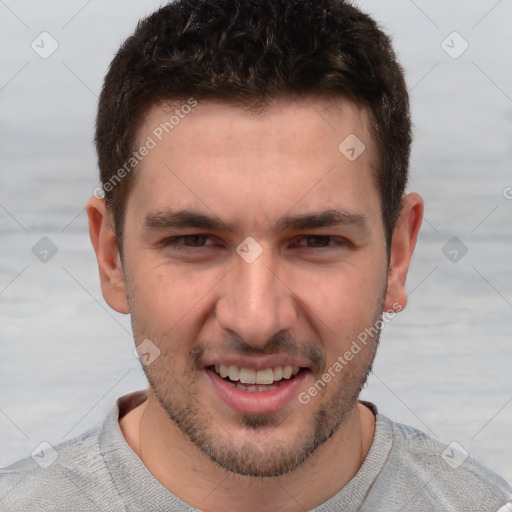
left=144, top=209, right=235, bottom=231
left=144, top=208, right=369, bottom=235
left=274, top=209, right=369, bottom=233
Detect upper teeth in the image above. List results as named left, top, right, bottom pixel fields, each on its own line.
left=214, top=365, right=301, bottom=384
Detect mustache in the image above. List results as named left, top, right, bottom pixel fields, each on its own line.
left=189, top=332, right=326, bottom=374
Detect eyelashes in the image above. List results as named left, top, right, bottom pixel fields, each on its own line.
left=162, top=234, right=349, bottom=252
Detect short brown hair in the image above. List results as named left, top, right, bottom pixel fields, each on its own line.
left=95, top=0, right=411, bottom=250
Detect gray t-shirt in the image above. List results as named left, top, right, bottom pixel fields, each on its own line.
left=1, top=390, right=511, bottom=511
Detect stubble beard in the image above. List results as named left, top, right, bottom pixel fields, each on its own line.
left=126, top=268, right=386, bottom=478
left=135, top=327, right=381, bottom=478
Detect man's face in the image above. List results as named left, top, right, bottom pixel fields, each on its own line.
left=121, top=98, right=389, bottom=476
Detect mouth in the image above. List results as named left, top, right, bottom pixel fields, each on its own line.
left=205, top=363, right=310, bottom=414
left=207, top=364, right=303, bottom=391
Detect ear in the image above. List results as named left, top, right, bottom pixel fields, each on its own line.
left=383, top=193, right=424, bottom=312
left=87, top=196, right=129, bottom=314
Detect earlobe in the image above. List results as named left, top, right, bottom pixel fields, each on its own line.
left=383, top=193, right=424, bottom=312
left=87, top=196, right=130, bottom=314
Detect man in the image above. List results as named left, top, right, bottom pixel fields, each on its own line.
left=1, top=0, right=511, bottom=510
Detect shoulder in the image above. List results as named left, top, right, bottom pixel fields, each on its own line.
left=365, top=415, right=512, bottom=511
left=0, top=427, right=124, bottom=511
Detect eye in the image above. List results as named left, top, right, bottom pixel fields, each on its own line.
left=294, top=235, right=346, bottom=249
left=163, top=235, right=215, bottom=248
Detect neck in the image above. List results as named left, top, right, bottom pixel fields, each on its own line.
left=120, top=390, right=375, bottom=512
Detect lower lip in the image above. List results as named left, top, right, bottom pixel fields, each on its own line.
left=206, top=368, right=309, bottom=415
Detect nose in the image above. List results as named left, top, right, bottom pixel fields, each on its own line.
left=215, top=250, right=298, bottom=347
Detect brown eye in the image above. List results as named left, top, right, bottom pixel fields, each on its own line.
left=295, top=235, right=333, bottom=248
left=181, top=235, right=209, bottom=246
left=163, top=235, right=214, bottom=248
left=303, top=236, right=331, bottom=248
left=292, top=235, right=350, bottom=252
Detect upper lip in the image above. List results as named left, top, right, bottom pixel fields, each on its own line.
left=202, top=355, right=310, bottom=371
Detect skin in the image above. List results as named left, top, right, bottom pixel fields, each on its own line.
left=87, top=97, right=423, bottom=511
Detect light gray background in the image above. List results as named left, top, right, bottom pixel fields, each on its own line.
left=1, top=0, right=511, bottom=486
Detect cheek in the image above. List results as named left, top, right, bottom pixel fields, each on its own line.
left=128, top=262, right=221, bottom=336
left=286, top=261, right=386, bottom=337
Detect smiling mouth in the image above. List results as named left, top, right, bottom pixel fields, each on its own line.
left=207, top=364, right=306, bottom=392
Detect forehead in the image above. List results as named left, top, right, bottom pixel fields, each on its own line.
left=137, top=96, right=372, bottom=159
left=128, top=97, right=380, bottom=228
